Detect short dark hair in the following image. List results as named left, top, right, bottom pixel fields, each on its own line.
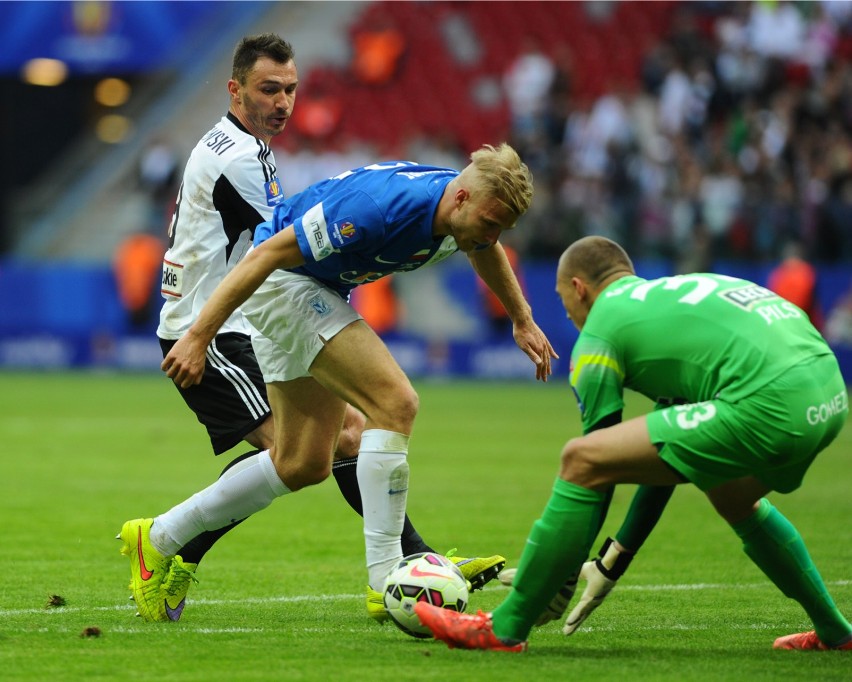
left=558, top=236, right=635, bottom=287
left=232, top=33, right=295, bottom=84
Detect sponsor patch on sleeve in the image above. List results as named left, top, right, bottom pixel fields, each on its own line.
left=161, top=259, right=184, bottom=297
left=300, top=202, right=334, bottom=261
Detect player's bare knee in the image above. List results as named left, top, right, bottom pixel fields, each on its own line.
left=709, top=493, right=762, bottom=525
left=334, top=427, right=361, bottom=459
left=334, top=408, right=366, bottom=460
left=392, top=383, right=419, bottom=427
left=367, top=383, right=419, bottom=433
left=287, top=458, right=332, bottom=491
left=268, top=445, right=332, bottom=491
left=559, top=437, right=601, bottom=487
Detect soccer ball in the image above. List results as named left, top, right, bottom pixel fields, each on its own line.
left=383, top=552, right=469, bottom=638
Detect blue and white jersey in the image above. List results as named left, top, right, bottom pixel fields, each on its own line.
left=253, top=162, right=460, bottom=297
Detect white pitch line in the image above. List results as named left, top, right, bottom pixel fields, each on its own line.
left=2, top=580, right=849, bottom=619
left=0, top=593, right=364, bottom=617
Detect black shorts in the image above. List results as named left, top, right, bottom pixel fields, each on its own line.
left=160, top=332, right=270, bottom=455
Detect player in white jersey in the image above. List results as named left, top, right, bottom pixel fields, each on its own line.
left=139, top=34, right=504, bottom=623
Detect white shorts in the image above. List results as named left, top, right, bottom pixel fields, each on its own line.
left=241, top=268, right=362, bottom=383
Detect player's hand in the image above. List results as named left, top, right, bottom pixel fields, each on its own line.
left=161, top=333, right=208, bottom=388
left=535, top=576, right=577, bottom=626
left=563, top=537, right=634, bottom=635
left=513, top=320, right=558, bottom=382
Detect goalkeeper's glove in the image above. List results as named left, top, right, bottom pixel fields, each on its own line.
left=563, top=537, right=635, bottom=635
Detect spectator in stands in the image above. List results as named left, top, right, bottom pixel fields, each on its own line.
left=349, top=277, right=400, bottom=337
left=824, top=284, right=852, bottom=346
left=747, top=0, right=806, bottom=62
left=113, top=232, right=164, bottom=329
left=502, top=38, right=556, bottom=141
left=351, top=15, right=406, bottom=86
left=767, top=240, right=824, bottom=330
left=137, top=136, right=180, bottom=234
left=290, top=81, right=342, bottom=142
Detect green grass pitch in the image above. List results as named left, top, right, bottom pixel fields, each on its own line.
left=0, top=372, right=849, bottom=681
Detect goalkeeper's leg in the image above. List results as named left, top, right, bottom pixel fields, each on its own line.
left=490, top=478, right=607, bottom=643
left=728, top=496, right=852, bottom=647
left=556, top=484, right=676, bottom=634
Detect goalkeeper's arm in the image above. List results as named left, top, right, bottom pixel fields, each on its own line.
left=562, top=536, right=634, bottom=635
left=563, top=483, right=676, bottom=634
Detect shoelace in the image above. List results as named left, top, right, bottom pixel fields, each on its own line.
left=162, top=562, right=198, bottom=596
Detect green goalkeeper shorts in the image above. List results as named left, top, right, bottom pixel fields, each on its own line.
left=646, top=354, right=848, bottom=493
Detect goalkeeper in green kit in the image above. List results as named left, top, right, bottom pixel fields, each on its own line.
left=416, top=236, right=851, bottom=652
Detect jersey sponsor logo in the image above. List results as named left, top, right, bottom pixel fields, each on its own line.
left=339, top=270, right=387, bottom=285
left=720, top=284, right=777, bottom=309
left=373, top=239, right=458, bottom=270
left=719, top=283, right=806, bottom=324
left=387, top=249, right=431, bottom=272
left=329, top=219, right=360, bottom=248
left=201, top=127, right=236, bottom=155
left=309, top=294, right=332, bottom=317
left=161, top=259, right=184, bottom=297
left=265, top=177, right=284, bottom=206
left=806, top=390, right=848, bottom=425
left=302, top=202, right=333, bottom=261
left=755, top=301, right=803, bottom=325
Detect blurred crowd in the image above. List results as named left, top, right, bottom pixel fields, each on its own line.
left=122, top=1, right=852, bottom=341
left=280, top=1, right=852, bottom=271
left=504, top=0, right=852, bottom=269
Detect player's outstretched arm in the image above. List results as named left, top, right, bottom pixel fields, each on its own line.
left=162, top=227, right=305, bottom=388
left=468, top=244, right=557, bottom=381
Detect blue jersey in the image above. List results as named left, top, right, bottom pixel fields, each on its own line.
left=254, top=162, right=460, bottom=297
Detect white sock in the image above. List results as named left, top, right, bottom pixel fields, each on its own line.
left=150, top=450, right=289, bottom=555
left=357, top=429, right=409, bottom=590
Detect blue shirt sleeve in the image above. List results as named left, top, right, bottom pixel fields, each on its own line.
left=292, top=190, right=385, bottom=263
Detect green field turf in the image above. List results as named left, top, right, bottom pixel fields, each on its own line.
left=1, top=372, right=849, bottom=681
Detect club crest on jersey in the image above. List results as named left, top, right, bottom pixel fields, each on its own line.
left=309, top=294, right=332, bottom=317
left=265, top=177, right=284, bottom=206
left=329, top=219, right=360, bottom=248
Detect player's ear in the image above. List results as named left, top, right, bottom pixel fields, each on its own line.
left=455, top=187, right=469, bottom=207
left=227, top=79, right=240, bottom=101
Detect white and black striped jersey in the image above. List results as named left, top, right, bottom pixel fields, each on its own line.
left=157, top=112, right=285, bottom=340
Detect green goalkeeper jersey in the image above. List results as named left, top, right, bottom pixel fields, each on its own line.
left=570, top=273, right=833, bottom=433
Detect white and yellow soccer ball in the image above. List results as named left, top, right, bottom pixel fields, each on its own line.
left=383, top=552, right=469, bottom=638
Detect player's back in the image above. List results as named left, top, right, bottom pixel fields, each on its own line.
left=583, top=273, right=832, bottom=403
